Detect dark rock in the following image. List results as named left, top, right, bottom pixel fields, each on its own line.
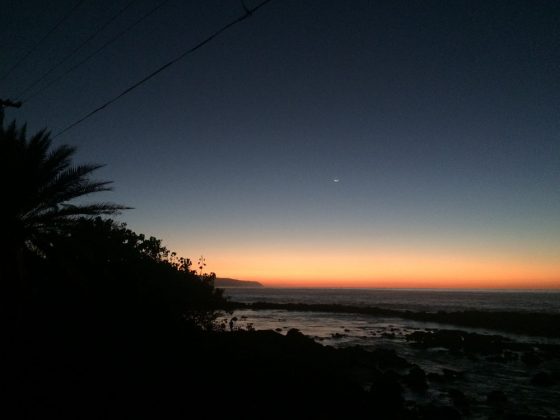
left=503, top=350, right=518, bottom=361
left=486, top=349, right=519, bottom=363
left=417, top=404, right=462, bottom=420
left=486, top=354, right=506, bottom=363
left=406, top=330, right=464, bottom=351
left=404, top=365, right=428, bottom=391
left=487, top=390, right=508, bottom=404
left=427, top=368, right=463, bottom=385
left=531, top=372, right=556, bottom=387
left=286, top=328, right=302, bottom=337
left=368, top=366, right=383, bottom=380
left=427, top=372, right=445, bottom=383
left=521, top=352, right=543, bottom=366
left=370, top=348, right=410, bottom=369
left=406, top=329, right=508, bottom=354
left=448, top=389, right=469, bottom=407
left=466, top=353, right=479, bottom=362
left=505, top=414, right=554, bottom=420
left=492, top=350, right=519, bottom=363
left=442, top=368, right=463, bottom=379
left=369, top=371, right=405, bottom=413
left=285, top=328, right=317, bottom=347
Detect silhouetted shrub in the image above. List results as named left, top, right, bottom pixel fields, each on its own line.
left=30, top=217, right=226, bottom=331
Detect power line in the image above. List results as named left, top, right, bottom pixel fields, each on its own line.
left=22, top=0, right=171, bottom=104
left=53, top=0, right=274, bottom=139
left=16, top=0, right=139, bottom=100
left=0, top=0, right=88, bottom=83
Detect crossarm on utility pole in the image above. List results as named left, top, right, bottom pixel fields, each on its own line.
left=0, top=99, right=22, bottom=108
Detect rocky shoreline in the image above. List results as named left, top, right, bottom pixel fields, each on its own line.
left=215, top=326, right=560, bottom=419
left=225, top=301, right=560, bottom=338
left=217, top=303, right=560, bottom=419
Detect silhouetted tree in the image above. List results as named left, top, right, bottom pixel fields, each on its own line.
left=0, top=110, right=127, bottom=317
left=37, top=217, right=225, bottom=330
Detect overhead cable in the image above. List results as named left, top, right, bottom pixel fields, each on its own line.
left=53, top=0, right=273, bottom=139
left=0, top=0, right=88, bottom=82
left=16, top=0, right=138, bottom=100
left=22, top=0, right=171, bottom=103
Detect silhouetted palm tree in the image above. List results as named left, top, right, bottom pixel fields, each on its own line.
left=0, top=110, right=128, bottom=291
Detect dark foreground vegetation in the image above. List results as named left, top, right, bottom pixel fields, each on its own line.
left=10, top=300, right=560, bottom=419
left=2, top=112, right=559, bottom=419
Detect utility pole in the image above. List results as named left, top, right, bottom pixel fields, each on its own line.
left=0, top=98, right=22, bottom=108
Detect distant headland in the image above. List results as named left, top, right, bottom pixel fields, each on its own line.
left=215, top=278, right=264, bottom=288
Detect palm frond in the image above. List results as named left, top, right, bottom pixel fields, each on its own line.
left=32, top=202, right=132, bottom=222
left=2, top=112, right=130, bottom=254
left=36, top=164, right=108, bottom=202
left=42, top=144, right=76, bottom=176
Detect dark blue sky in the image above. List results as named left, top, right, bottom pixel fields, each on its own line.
left=2, top=0, right=559, bottom=286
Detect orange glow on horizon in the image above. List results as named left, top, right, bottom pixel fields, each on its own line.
left=255, top=278, right=560, bottom=289
left=177, top=246, right=560, bottom=289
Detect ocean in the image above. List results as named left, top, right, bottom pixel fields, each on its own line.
left=221, top=287, right=560, bottom=347
left=224, top=287, right=560, bottom=313
left=222, top=288, right=560, bottom=345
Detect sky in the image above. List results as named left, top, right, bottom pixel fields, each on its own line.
left=2, top=0, right=559, bottom=288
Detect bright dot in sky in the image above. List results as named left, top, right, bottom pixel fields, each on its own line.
left=333, top=178, right=340, bottom=183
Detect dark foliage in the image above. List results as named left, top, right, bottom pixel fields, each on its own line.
left=0, top=110, right=126, bottom=258
left=0, top=110, right=127, bottom=329
left=30, top=217, right=226, bottom=331
left=8, top=218, right=236, bottom=419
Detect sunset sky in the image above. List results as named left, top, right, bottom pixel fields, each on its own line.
left=2, top=0, right=559, bottom=288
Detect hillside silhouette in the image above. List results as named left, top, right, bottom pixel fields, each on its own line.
left=215, top=277, right=264, bottom=288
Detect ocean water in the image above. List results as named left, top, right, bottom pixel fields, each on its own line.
left=224, top=287, right=560, bottom=313
left=220, top=288, right=560, bottom=418
left=222, top=287, right=560, bottom=346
